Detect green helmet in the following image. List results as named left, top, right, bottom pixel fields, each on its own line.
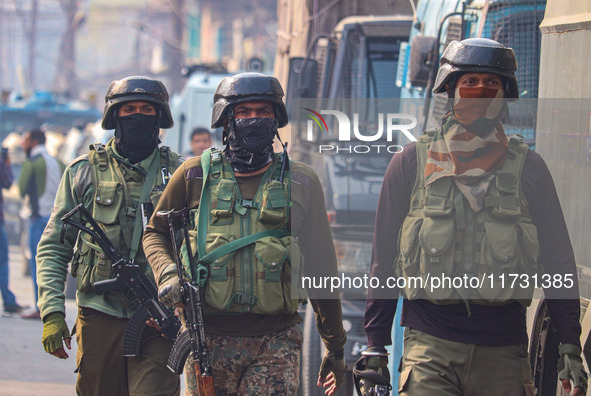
left=101, top=76, right=173, bottom=130
left=211, top=73, right=288, bottom=129
left=433, top=38, right=519, bottom=101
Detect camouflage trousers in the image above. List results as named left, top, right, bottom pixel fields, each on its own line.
left=184, top=324, right=303, bottom=396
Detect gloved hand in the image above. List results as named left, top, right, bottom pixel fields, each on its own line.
left=354, top=346, right=391, bottom=396
left=317, top=348, right=346, bottom=396
left=157, top=268, right=183, bottom=310
left=42, top=312, right=71, bottom=359
left=558, top=343, right=588, bottom=395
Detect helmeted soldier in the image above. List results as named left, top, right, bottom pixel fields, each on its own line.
left=37, top=76, right=182, bottom=396
left=143, top=72, right=347, bottom=395
left=358, top=38, right=588, bottom=395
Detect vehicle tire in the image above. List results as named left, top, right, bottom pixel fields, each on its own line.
left=302, top=302, right=324, bottom=396
left=530, top=299, right=561, bottom=395
left=301, top=302, right=354, bottom=396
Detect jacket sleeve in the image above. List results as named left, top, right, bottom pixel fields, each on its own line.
left=36, top=162, right=87, bottom=320
left=17, top=159, right=33, bottom=198
left=365, top=144, right=415, bottom=348
left=293, top=164, right=346, bottom=352
left=143, top=160, right=195, bottom=284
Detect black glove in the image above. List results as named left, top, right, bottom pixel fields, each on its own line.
left=558, top=343, right=588, bottom=394
left=353, top=346, right=391, bottom=396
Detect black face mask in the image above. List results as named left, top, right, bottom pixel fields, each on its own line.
left=115, top=113, right=159, bottom=163
left=224, top=117, right=276, bottom=173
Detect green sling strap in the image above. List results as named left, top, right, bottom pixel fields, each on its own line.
left=199, top=229, right=290, bottom=266
left=128, top=151, right=161, bottom=261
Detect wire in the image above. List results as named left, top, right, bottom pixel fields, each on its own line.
left=276, top=0, right=342, bottom=41
left=408, top=0, right=417, bottom=19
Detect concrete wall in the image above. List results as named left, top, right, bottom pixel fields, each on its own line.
left=536, top=0, right=591, bottom=278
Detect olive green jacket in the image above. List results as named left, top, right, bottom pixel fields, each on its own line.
left=36, top=138, right=181, bottom=320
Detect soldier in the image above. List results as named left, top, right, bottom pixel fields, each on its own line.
left=143, top=72, right=347, bottom=395
left=358, top=39, right=588, bottom=395
left=36, top=76, right=182, bottom=396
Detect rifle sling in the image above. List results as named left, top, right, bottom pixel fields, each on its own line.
left=129, top=151, right=161, bottom=261
left=199, top=229, right=290, bottom=266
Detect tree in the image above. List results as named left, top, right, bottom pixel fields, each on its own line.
left=53, top=0, right=84, bottom=99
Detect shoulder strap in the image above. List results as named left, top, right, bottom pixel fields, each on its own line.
left=129, top=151, right=162, bottom=260
left=483, top=134, right=529, bottom=216
left=158, top=145, right=181, bottom=184
left=89, top=143, right=108, bottom=170
left=87, top=145, right=112, bottom=206
left=197, top=148, right=212, bottom=257
left=413, top=130, right=435, bottom=196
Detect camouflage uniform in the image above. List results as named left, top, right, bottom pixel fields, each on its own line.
left=184, top=324, right=302, bottom=395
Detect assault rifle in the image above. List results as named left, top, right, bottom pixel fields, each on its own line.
left=60, top=203, right=181, bottom=357
left=157, top=208, right=215, bottom=396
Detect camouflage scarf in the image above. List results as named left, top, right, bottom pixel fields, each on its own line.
left=425, top=116, right=508, bottom=212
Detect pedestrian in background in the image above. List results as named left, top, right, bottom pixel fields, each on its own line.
left=185, top=126, right=213, bottom=159
left=18, top=130, right=65, bottom=319
left=0, top=146, right=26, bottom=315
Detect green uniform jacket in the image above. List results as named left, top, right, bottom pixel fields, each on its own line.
left=36, top=138, right=181, bottom=320
left=143, top=155, right=347, bottom=352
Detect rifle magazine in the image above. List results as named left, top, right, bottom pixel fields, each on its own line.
left=167, top=329, right=192, bottom=375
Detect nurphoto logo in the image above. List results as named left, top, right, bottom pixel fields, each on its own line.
left=302, top=108, right=418, bottom=154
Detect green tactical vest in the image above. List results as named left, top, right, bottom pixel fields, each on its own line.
left=72, top=143, right=180, bottom=293
left=395, top=132, right=541, bottom=306
left=181, top=148, right=304, bottom=315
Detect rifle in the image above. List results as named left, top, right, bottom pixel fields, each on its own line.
left=157, top=208, right=215, bottom=396
left=60, top=203, right=181, bottom=357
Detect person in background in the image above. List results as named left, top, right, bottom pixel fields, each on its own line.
left=0, top=146, right=26, bottom=315
left=18, top=130, right=65, bottom=319
left=186, top=126, right=213, bottom=159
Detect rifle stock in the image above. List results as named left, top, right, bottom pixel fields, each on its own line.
left=60, top=204, right=181, bottom=357
left=158, top=208, right=215, bottom=396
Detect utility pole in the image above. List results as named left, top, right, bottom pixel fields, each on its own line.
left=0, top=2, right=4, bottom=90
left=132, top=18, right=144, bottom=75
left=27, top=0, right=38, bottom=90
left=168, top=0, right=185, bottom=93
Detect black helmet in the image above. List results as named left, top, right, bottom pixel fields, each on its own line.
left=433, top=38, right=519, bottom=101
left=101, top=76, right=173, bottom=130
left=211, top=72, right=288, bottom=129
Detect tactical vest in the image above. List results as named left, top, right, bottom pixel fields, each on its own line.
left=182, top=148, right=304, bottom=315
left=395, top=132, right=540, bottom=306
left=72, top=143, right=180, bottom=293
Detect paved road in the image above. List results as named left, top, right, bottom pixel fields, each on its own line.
left=0, top=246, right=188, bottom=396
left=0, top=246, right=78, bottom=395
